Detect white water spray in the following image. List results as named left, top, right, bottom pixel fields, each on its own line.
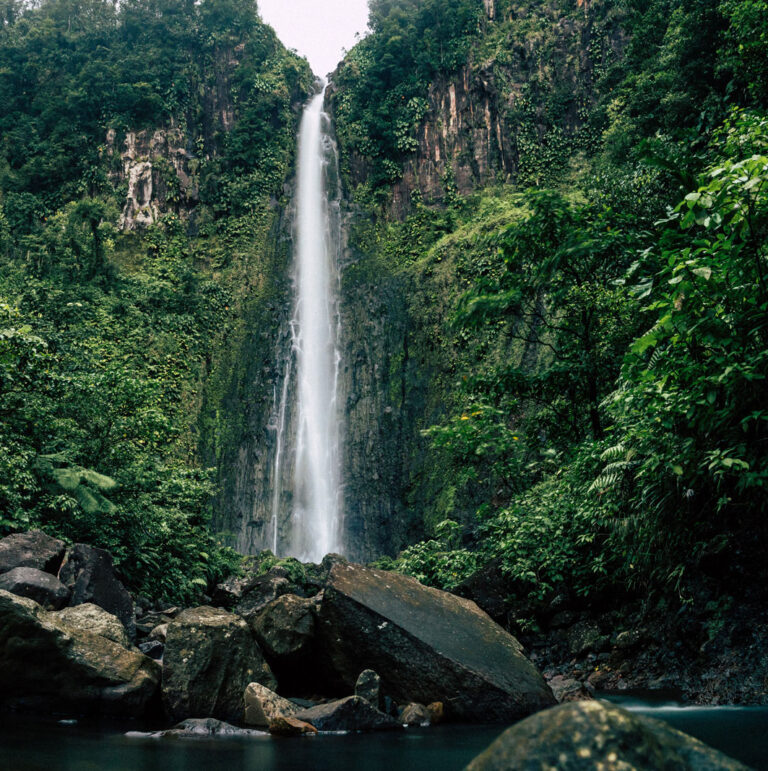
left=277, top=85, right=343, bottom=561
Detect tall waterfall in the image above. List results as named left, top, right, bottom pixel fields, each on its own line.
left=270, top=85, right=344, bottom=562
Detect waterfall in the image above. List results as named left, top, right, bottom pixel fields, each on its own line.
left=269, top=85, right=344, bottom=562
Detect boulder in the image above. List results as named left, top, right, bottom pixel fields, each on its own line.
left=162, top=606, right=276, bottom=722
left=243, top=682, right=299, bottom=727
left=234, top=569, right=292, bottom=620
left=128, top=718, right=264, bottom=739
left=252, top=594, right=317, bottom=660
left=355, top=669, right=382, bottom=708
left=0, top=530, right=66, bottom=576
left=294, top=695, right=401, bottom=732
left=317, top=563, right=556, bottom=722
left=149, top=623, right=168, bottom=642
left=0, top=567, right=70, bottom=609
left=59, top=545, right=135, bottom=640
left=465, top=701, right=748, bottom=770
left=400, top=702, right=430, bottom=726
left=269, top=716, right=318, bottom=736
left=54, top=603, right=131, bottom=648
left=427, top=702, right=445, bottom=724
left=0, top=589, right=160, bottom=716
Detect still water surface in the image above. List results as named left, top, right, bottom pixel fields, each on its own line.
left=1, top=697, right=767, bottom=770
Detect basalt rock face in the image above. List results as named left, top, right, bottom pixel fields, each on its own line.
left=0, top=567, right=70, bottom=610
left=0, top=590, right=160, bottom=716
left=465, top=701, right=748, bottom=770
left=317, top=563, right=556, bottom=722
left=330, top=2, right=628, bottom=219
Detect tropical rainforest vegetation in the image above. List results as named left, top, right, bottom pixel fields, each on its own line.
left=0, top=0, right=311, bottom=602
left=1, top=0, right=767, bottom=622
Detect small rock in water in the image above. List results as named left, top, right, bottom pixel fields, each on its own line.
left=294, top=695, right=401, bottom=732
left=268, top=716, right=318, bottom=736
left=400, top=703, right=430, bottom=726
left=127, top=718, right=265, bottom=739
left=427, top=702, right=445, bottom=724
left=355, top=669, right=382, bottom=708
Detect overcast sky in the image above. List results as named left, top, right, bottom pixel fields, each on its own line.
left=258, top=0, right=371, bottom=78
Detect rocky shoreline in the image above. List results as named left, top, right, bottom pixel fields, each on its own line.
left=0, top=530, right=753, bottom=768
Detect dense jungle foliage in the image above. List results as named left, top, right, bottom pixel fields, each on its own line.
left=0, top=0, right=312, bottom=602
left=339, top=0, right=768, bottom=610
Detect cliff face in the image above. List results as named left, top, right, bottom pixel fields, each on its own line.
left=323, top=0, right=629, bottom=559
left=334, top=0, right=627, bottom=217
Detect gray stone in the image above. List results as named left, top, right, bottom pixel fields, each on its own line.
left=59, top=545, right=135, bottom=640
left=0, top=530, right=66, bottom=576
left=355, top=669, right=381, bottom=708
left=243, top=682, right=299, bottom=727
left=128, top=718, right=264, bottom=739
left=234, top=571, right=292, bottom=620
left=162, top=606, right=276, bottom=722
left=252, top=594, right=316, bottom=660
left=294, top=695, right=401, bottom=732
left=0, top=589, right=160, bottom=716
left=547, top=675, right=593, bottom=703
left=465, top=701, right=748, bottom=770
left=0, top=567, right=70, bottom=609
left=317, top=563, right=555, bottom=722
left=566, top=620, right=605, bottom=656
left=54, top=603, right=132, bottom=648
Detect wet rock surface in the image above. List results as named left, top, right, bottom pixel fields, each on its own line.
left=0, top=567, right=70, bottom=609
left=162, top=606, right=276, bottom=722
left=129, top=718, right=264, bottom=739
left=465, top=701, right=749, bottom=770
left=0, top=589, right=160, bottom=716
left=293, top=695, right=401, bottom=732
left=317, top=563, right=556, bottom=722
left=0, top=531, right=66, bottom=576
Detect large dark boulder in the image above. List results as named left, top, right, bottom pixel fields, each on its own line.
left=252, top=594, right=317, bottom=660
left=234, top=569, right=292, bottom=620
left=162, top=606, right=276, bottom=722
left=0, top=589, right=160, bottom=716
left=0, top=530, right=66, bottom=576
left=59, top=544, right=135, bottom=640
left=293, top=696, right=401, bottom=732
left=0, top=567, right=70, bottom=609
left=465, top=701, right=748, bottom=770
left=317, top=563, right=555, bottom=722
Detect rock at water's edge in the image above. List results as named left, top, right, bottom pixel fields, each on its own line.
left=0, top=589, right=160, bottom=716
left=294, top=695, right=401, bottom=732
left=355, top=669, right=382, bottom=709
left=243, top=681, right=299, bottom=727
left=465, top=701, right=749, bottom=770
left=128, top=718, right=265, bottom=739
left=162, top=606, right=276, bottom=722
left=317, top=563, right=555, bottom=722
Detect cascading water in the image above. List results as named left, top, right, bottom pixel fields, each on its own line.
left=269, top=85, right=344, bottom=562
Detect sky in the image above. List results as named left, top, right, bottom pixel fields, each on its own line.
left=258, top=0, right=371, bottom=79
